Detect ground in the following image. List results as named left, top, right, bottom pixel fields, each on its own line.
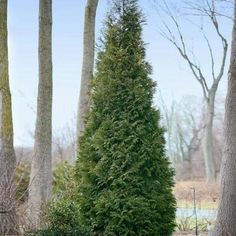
left=174, top=180, right=219, bottom=208
left=174, top=181, right=219, bottom=235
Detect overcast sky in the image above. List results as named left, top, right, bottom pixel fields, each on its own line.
left=8, top=0, right=233, bottom=147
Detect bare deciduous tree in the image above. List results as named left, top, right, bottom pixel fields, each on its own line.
left=215, top=0, right=236, bottom=234
left=76, top=0, right=99, bottom=153
left=160, top=96, right=203, bottom=165
left=154, top=0, right=228, bottom=182
left=0, top=0, right=19, bottom=234
left=28, top=0, right=53, bottom=229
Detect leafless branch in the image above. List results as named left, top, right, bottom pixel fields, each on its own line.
left=153, top=0, right=229, bottom=101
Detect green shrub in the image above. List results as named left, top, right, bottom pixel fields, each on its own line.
left=26, top=162, right=86, bottom=236
left=52, top=161, right=76, bottom=197
left=14, top=160, right=75, bottom=203
left=26, top=199, right=90, bottom=236
left=47, top=199, right=90, bottom=235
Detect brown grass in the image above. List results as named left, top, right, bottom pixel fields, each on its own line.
left=173, top=233, right=208, bottom=236
left=174, top=181, right=219, bottom=204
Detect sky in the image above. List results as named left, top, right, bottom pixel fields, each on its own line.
left=7, top=0, right=233, bottom=147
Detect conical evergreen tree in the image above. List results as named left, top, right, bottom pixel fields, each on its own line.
left=76, top=0, right=176, bottom=235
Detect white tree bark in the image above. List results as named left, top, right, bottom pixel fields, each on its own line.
left=215, top=1, right=236, bottom=234
left=76, top=0, right=98, bottom=152
left=28, top=0, right=52, bottom=229
left=0, top=0, right=19, bottom=234
left=203, top=85, right=217, bottom=182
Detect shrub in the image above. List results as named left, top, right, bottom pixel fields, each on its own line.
left=52, top=161, right=76, bottom=197
left=26, top=162, right=86, bottom=236
left=26, top=199, right=90, bottom=236
left=14, top=161, right=75, bottom=203
left=46, top=199, right=90, bottom=236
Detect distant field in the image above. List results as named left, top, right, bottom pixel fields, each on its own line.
left=174, top=181, right=219, bottom=209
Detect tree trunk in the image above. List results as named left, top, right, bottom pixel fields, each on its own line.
left=76, top=0, right=98, bottom=152
left=0, top=0, right=19, bottom=234
left=28, top=0, right=52, bottom=229
left=203, top=87, right=217, bottom=182
left=215, top=1, right=236, bottom=234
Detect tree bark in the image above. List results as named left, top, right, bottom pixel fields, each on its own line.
left=215, top=1, right=236, bottom=234
left=0, top=0, right=19, bottom=234
left=28, top=0, right=52, bottom=229
left=203, top=86, right=217, bottom=182
left=76, top=0, right=98, bottom=152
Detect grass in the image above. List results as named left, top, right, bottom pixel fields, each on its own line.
left=176, top=217, right=214, bottom=232
left=177, top=200, right=218, bottom=210
left=174, top=180, right=219, bottom=209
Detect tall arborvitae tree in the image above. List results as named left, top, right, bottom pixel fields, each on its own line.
left=28, top=0, right=52, bottom=228
left=0, top=0, right=19, bottom=234
left=76, top=1, right=176, bottom=235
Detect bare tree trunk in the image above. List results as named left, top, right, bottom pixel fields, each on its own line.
left=0, top=0, right=19, bottom=234
left=28, top=0, right=52, bottom=229
left=215, top=2, right=236, bottom=234
left=156, top=0, right=228, bottom=182
left=203, top=86, right=217, bottom=182
left=76, top=0, right=98, bottom=152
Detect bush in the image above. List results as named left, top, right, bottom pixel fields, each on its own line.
left=14, top=161, right=75, bottom=203
left=26, top=162, right=87, bottom=236
left=52, top=161, right=76, bottom=197
left=47, top=199, right=90, bottom=235
left=26, top=199, right=90, bottom=236
left=42, top=162, right=85, bottom=235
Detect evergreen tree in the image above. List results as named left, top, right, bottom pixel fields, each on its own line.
left=76, top=0, right=176, bottom=235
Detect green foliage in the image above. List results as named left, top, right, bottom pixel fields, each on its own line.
left=42, top=163, right=85, bottom=235
left=52, top=161, right=76, bottom=197
left=46, top=162, right=82, bottom=234
left=76, top=0, right=176, bottom=235
left=26, top=162, right=86, bottom=236
left=26, top=194, right=90, bottom=236
left=43, top=199, right=90, bottom=236
left=14, top=161, right=75, bottom=203
left=15, top=161, right=30, bottom=202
